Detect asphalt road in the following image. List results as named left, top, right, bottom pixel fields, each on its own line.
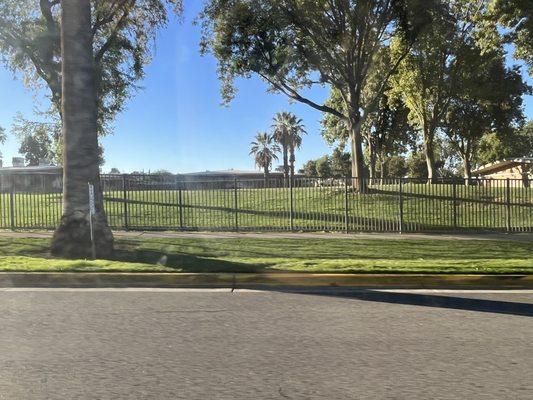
left=0, top=289, right=532, bottom=399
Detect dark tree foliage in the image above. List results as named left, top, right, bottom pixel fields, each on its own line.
left=477, top=121, right=533, bottom=165
left=491, top=0, right=533, bottom=76
left=442, top=48, right=529, bottom=181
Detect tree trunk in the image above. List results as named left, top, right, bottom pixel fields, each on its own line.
left=423, top=127, right=436, bottom=184
left=51, top=0, right=113, bottom=258
left=282, top=145, right=289, bottom=186
left=379, top=158, right=386, bottom=180
left=368, top=147, right=377, bottom=181
left=348, top=119, right=367, bottom=192
left=289, top=147, right=295, bottom=180
left=462, top=156, right=472, bottom=186
left=263, top=166, right=269, bottom=187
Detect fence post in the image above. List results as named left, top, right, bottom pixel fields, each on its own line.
left=9, top=175, right=15, bottom=230
left=177, top=179, right=184, bottom=230
left=122, top=174, right=129, bottom=230
left=289, top=176, right=294, bottom=231
left=344, top=177, right=349, bottom=233
left=234, top=178, right=239, bottom=231
left=506, top=178, right=511, bottom=233
left=452, top=181, right=458, bottom=231
left=398, top=178, right=404, bottom=234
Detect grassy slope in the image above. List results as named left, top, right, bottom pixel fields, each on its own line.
left=0, top=236, right=531, bottom=274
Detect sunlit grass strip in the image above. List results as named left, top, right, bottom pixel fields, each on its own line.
left=0, top=236, right=531, bottom=274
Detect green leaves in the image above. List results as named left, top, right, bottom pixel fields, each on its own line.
left=249, top=131, right=280, bottom=172
left=490, top=0, right=533, bottom=75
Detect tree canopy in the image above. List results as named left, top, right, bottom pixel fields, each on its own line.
left=12, top=113, right=54, bottom=166
left=200, top=0, right=436, bottom=189
left=490, top=0, right=533, bottom=76
left=442, top=49, right=528, bottom=179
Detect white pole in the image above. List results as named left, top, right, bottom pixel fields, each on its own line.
left=88, top=183, right=96, bottom=259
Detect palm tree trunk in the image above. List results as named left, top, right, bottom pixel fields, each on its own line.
left=51, top=0, right=113, bottom=258
left=263, top=166, right=269, bottom=187
left=289, top=147, right=295, bottom=180
left=283, top=145, right=289, bottom=186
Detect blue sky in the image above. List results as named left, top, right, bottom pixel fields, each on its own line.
left=0, top=2, right=531, bottom=173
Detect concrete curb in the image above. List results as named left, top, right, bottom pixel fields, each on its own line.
left=0, top=272, right=532, bottom=289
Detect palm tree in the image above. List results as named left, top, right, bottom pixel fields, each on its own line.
left=51, top=0, right=113, bottom=258
left=249, top=132, right=280, bottom=183
left=287, top=115, right=306, bottom=179
left=271, top=112, right=292, bottom=182
left=272, top=112, right=306, bottom=182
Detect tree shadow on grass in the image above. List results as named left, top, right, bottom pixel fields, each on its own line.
left=111, top=245, right=271, bottom=273
left=118, top=238, right=294, bottom=259
left=0, top=238, right=51, bottom=257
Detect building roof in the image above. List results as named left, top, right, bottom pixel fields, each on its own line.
left=0, top=165, right=62, bottom=174
left=180, top=169, right=273, bottom=176
left=472, top=157, right=533, bottom=175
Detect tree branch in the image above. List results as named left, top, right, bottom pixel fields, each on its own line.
left=257, top=72, right=348, bottom=121
left=94, top=0, right=135, bottom=63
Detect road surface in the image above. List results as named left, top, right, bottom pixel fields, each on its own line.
left=0, top=289, right=532, bottom=399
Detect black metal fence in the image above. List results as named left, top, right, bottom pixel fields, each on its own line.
left=0, top=173, right=532, bottom=233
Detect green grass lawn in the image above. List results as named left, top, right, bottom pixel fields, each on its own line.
left=0, top=235, right=531, bottom=274
left=1, top=183, right=532, bottom=232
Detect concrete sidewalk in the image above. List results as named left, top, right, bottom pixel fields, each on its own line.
left=1, top=229, right=532, bottom=242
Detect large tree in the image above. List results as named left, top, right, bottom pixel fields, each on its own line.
left=442, top=50, right=528, bottom=183
left=389, top=0, right=498, bottom=183
left=322, top=86, right=414, bottom=179
left=200, top=0, right=434, bottom=191
left=50, top=0, right=113, bottom=258
left=1, top=0, right=182, bottom=257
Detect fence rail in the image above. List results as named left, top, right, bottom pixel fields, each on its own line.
left=0, top=173, right=532, bottom=233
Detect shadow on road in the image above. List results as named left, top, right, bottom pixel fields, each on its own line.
left=269, top=288, right=533, bottom=318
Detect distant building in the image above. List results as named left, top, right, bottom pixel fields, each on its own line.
left=0, top=158, right=62, bottom=192
left=177, top=169, right=298, bottom=189
left=472, top=157, right=532, bottom=187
